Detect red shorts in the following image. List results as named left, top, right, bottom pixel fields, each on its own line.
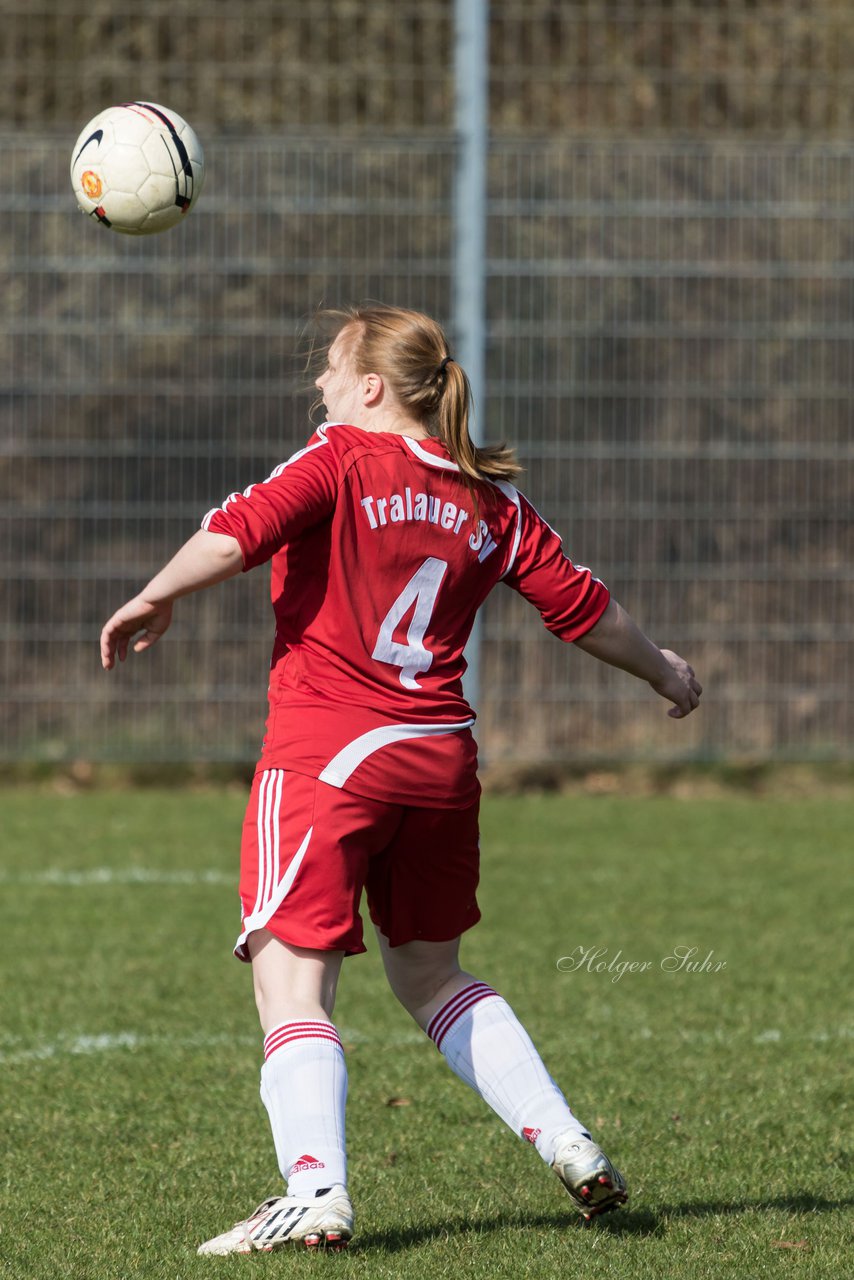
left=234, top=769, right=481, bottom=960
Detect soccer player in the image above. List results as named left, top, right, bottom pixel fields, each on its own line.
left=100, top=304, right=701, bottom=1254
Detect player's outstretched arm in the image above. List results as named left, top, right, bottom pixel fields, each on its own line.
left=573, top=599, right=702, bottom=719
left=100, top=530, right=244, bottom=670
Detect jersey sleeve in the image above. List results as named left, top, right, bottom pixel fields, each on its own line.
left=200, top=429, right=340, bottom=570
left=500, top=491, right=610, bottom=641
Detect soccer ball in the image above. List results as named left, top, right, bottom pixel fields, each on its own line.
left=70, top=102, right=205, bottom=235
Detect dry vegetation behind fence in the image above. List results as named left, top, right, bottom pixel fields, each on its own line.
left=4, top=0, right=854, bottom=137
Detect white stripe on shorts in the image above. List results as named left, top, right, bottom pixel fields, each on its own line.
left=237, top=770, right=313, bottom=956
left=251, top=769, right=283, bottom=919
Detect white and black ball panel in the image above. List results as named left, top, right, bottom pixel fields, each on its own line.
left=70, top=102, right=204, bottom=235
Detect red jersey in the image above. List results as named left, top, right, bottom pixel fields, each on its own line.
left=202, top=423, right=609, bottom=806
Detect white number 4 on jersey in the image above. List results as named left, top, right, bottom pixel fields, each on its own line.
left=372, top=557, right=448, bottom=689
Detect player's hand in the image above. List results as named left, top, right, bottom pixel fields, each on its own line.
left=649, top=649, right=703, bottom=719
left=100, top=596, right=173, bottom=670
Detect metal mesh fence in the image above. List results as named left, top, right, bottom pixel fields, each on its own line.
left=2, top=134, right=852, bottom=762
left=480, top=141, right=854, bottom=762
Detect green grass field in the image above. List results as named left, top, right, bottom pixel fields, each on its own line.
left=1, top=788, right=851, bottom=1279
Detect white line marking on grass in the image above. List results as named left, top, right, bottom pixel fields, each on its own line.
left=0, top=1031, right=255, bottom=1065
left=0, top=1026, right=426, bottom=1066
left=0, top=867, right=232, bottom=887
left=1, top=1024, right=848, bottom=1068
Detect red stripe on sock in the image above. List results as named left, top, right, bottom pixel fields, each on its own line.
left=263, top=1020, right=343, bottom=1061
left=427, top=982, right=499, bottom=1051
left=264, top=1035, right=342, bottom=1062
left=427, top=982, right=495, bottom=1042
left=264, top=1029, right=342, bottom=1056
left=264, top=1021, right=337, bottom=1037
left=430, top=988, right=496, bottom=1050
left=264, top=1023, right=341, bottom=1049
left=427, top=982, right=493, bottom=1044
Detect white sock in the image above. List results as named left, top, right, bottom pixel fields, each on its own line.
left=427, top=982, right=590, bottom=1165
left=260, top=1020, right=348, bottom=1196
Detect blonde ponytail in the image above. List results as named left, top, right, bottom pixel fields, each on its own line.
left=436, top=358, right=522, bottom=486
left=313, top=304, right=522, bottom=490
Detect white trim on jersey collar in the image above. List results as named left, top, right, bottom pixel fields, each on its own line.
left=401, top=436, right=460, bottom=471
left=319, top=422, right=458, bottom=469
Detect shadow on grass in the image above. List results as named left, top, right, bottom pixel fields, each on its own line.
left=353, top=1195, right=853, bottom=1255
left=353, top=1207, right=653, bottom=1254
left=656, top=1193, right=854, bottom=1219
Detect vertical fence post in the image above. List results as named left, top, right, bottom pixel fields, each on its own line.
left=454, top=0, right=489, bottom=711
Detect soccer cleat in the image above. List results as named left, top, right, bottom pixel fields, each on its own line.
left=196, top=1185, right=353, bottom=1255
left=551, top=1133, right=628, bottom=1221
